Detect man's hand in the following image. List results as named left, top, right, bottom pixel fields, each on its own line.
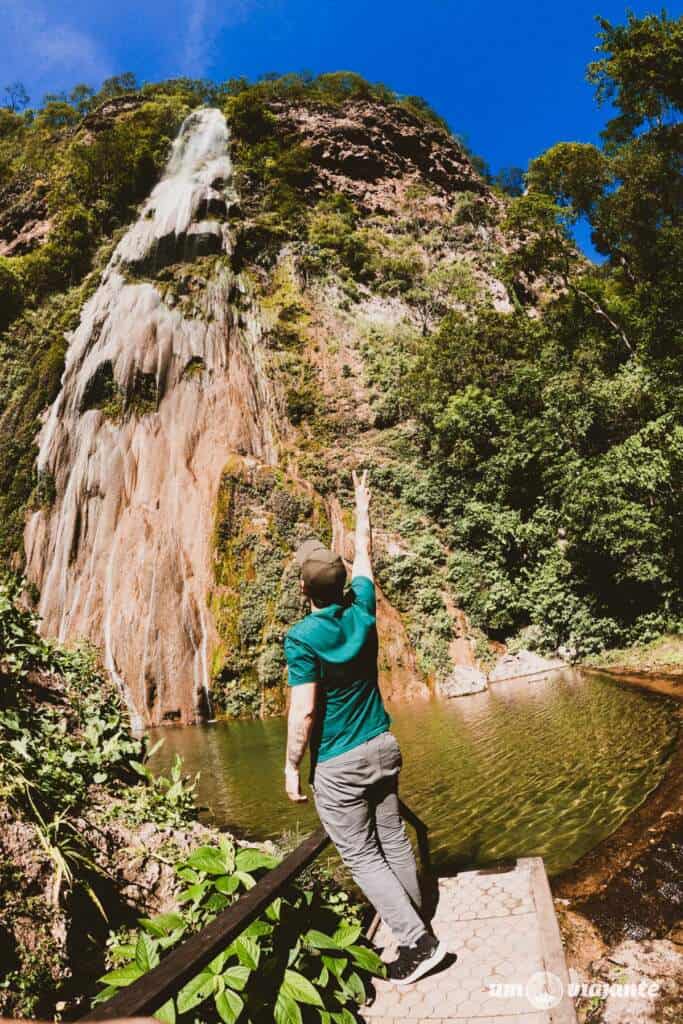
left=285, top=763, right=308, bottom=802
left=352, top=468, right=371, bottom=513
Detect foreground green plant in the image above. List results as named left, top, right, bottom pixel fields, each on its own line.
left=113, top=748, right=200, bottom=828
left=95, top=837, right=385, bottom=1024
left=0, top=575, right=143, bottom=811
left=0, top=573, right=197, bottom=910
left=1, top=574, right=205, bottom=1016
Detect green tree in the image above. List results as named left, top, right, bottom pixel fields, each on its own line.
left=98, top=72, right=139, bottom=98
left=2, top=81, right=30, bottom=112
left=527, top=11, right=682, bottom=286
left=69, top=83, right=96, bottom=114
left=587, top=10, right=683, bottom=147
left=492, top=166, right=525, bottom=196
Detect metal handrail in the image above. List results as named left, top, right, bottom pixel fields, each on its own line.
left=84, top=827, right=330, bottom=1021
left=83, top=803, right=430, bottom=1021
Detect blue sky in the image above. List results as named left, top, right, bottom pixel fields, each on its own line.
left=2, top=1, right=680, bottom=256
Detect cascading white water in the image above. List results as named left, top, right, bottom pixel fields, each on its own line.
left=25, top=108, right=278, bottom=728
left=115, top=107, right=233, bottom=268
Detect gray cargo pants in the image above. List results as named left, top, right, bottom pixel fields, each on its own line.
left=311, top=730, right=426, bottom=947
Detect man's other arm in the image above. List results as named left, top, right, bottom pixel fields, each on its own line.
left=351, top=468, right=373, bottom=581
left=285, top=681, right=317, bottom=802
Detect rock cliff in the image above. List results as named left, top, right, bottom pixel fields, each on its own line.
left=10, top=94, right=524, bottom=725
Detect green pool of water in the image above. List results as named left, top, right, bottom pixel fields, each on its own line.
left=149, top=670, right=678, bottom=875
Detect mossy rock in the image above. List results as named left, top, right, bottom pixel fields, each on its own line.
left=209, top=456, right=331, bottom=718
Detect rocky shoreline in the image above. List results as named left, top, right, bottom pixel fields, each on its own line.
left=551, top=670, right=682, bottom=1023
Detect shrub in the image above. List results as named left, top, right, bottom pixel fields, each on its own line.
left=94, top=838, right=385, bottom=1024
left=18, top=203, right=96, bottom=299
left=0, top=256, right=23, bottom=329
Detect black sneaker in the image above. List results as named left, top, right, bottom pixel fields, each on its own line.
left=387, top=932, right=448, bottom=985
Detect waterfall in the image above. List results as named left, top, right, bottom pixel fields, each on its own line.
left=25, top=108, right=277, bottom=728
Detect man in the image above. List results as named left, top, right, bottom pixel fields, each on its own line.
left=283, top=469, right=447, bottom=985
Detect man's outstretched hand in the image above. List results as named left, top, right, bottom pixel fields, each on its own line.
left=351, top=468, right=373, bottom=580
left=285, top=763, right=308, bottom=802
left=352, top=468, right=371, bottom=512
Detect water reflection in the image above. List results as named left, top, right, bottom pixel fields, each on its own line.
left=149, top=670, right=678, bottom=875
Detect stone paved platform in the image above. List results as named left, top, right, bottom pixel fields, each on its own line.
left=361, top=857, right=577, bottom=1024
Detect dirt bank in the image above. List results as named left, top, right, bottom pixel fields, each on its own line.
left=583, top=665, right=683, bottom=700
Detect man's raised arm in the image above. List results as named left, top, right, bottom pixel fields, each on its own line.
left=352, top=469, right=373, bottom=581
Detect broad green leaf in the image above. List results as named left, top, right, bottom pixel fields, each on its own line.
left=91, top=984, right=118, bottom=1006
left=178, top=881, right=208, bottom=903
left=322, top=955, right=348, bottom=979
left=165, top=779, right=183, bottom=803
left=159, top=928, right=185, bottom=950
left=9, top=737, right=28, bottom=758
left=235, top=870, right=255, bottom=890
left=135, top=932, right=160, bottom=972
left=153, top=998, right=175, bottom=1024
left=287, top=939, right=301, bottom=967
left=215, top=874, right=240, bottom=895
left=110, top=942, right=136, bottom=962
left=208, top=950, right=229, bottom=974
left=234, top=848, right=280, bottom=872
left=223, top=965, right=251, bottom=992
left=186, top=845, right=233, bottom=875
left=139, top=919, right=165, bottom=938
left=234, top=935, right=260, bottom=970
left=243, top=918, right=273, bottom=939
left=265, top=897, right=282, bottom=921
left=333, top=923, right=361, bottom=948
left=348, top=944, right=385, bottom=975
left=139, top=912, right=185, bottom=937
left=220, top=836, right=236, bottom=863
left=331, top=1010, right=355, bottom=1024
left=145, top=737, right=165, bottom=760
left=274, top=992, right=303, bottom=1024
left=345, top=970, right=366, bottom=1002
left=316, top=966, right=330, bottom=987
left=215, top=988, right=244, bottom=1024
left=175, top=866, right=198, bottom=882
left=205, top=892, right=230, bottom=913
left=98, top=963, right=144, bottom=987
left=281, top=968, right=324, bottom=1007
left=177, top=971, right=216, bottom=1013
left=305, top=929, right=340, bottom=950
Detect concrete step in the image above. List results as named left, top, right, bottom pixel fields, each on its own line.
left=361, top=857, right=577, bottom=1023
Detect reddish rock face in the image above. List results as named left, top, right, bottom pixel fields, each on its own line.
left=275, top=99, right=492, bottom=215
left=0, top=179, right=51, bottom=257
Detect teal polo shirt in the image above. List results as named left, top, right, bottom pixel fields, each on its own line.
left=284, top=576, right=390, bottom=764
